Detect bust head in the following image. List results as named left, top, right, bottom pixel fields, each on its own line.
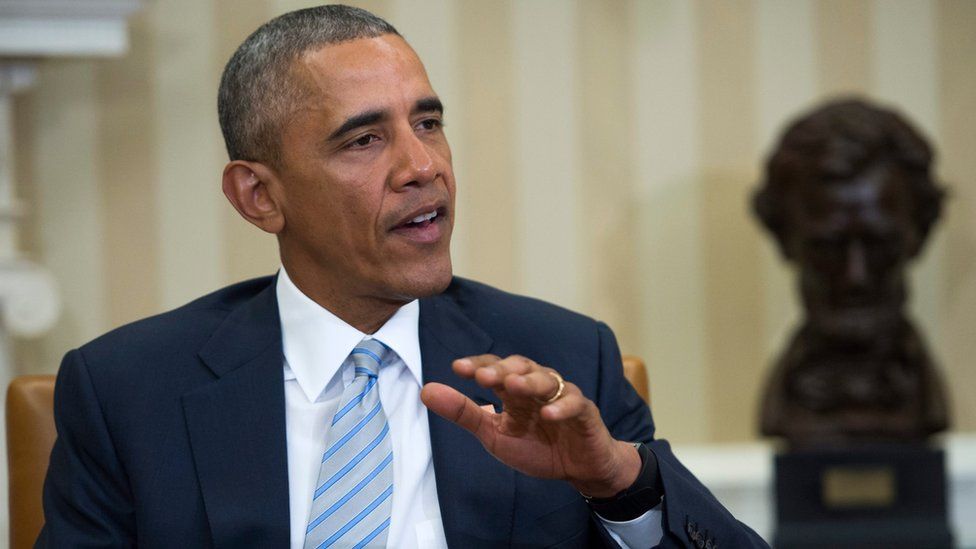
left=754, top=99, right=945, bottom=344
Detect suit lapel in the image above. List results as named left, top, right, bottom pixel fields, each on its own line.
left=179, top=278, right=518, bottom=547
left=420, top=289, right=518, bottom=547
left=183, top=282, right=291, bottom=548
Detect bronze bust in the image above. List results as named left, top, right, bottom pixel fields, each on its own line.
left=753, top=99, right=949, bottom=446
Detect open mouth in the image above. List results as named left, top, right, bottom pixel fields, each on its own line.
left=401, top=209, right=437, bottom=229
left=388, top=205, right=448, bottom=245
left=393, top=207, right=445, bottom=231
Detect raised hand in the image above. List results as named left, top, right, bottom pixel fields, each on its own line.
left=420, top=354, right=640, bottom=498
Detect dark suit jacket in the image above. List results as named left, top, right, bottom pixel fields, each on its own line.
left=39, top=276, right=767, bottom=548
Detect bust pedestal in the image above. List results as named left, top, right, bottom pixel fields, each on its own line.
left=773, top=444, right=952, bottom=548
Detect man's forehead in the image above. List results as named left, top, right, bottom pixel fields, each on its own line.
left=302, top=34, right=416, bottom=69
left=292, top=34, right=434, bottom=113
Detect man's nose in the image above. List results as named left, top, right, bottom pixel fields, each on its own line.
left=390, top=130, right=436, bottom=190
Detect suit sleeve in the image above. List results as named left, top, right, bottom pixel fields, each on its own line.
left=593, top=322, right=770, bottom=549
left=37, top=349, right=136, bottom=547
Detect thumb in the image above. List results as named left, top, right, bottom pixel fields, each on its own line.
left=421, top=382, right=491, bottom=436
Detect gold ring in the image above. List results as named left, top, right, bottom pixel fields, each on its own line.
left=542, top=371, right=565, bottom=404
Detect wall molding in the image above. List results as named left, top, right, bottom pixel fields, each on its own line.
left=0, top=0, right=144, bottom=57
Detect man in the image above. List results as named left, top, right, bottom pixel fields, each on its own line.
left=753, top=98, right=949, bottom=445
left=40, top=5, right=766, bottom=548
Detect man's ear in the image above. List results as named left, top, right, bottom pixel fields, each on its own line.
left=222, top=161, right=285, bottom=234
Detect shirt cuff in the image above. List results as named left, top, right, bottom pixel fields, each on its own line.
left=597, top=500, right=665, bottom=549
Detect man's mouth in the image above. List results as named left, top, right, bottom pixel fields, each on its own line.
left=390, top=206, right=448, bottom=244
left=399, top=209, right=439, bottom=229
left=393, top=207, right=446, bottom=231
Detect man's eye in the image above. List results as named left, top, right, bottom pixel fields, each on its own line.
left=349, top=134, right=379, bottom=148
left=417, top=118, right=443, bottom=131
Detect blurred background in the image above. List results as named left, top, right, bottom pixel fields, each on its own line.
left=3, top=0, right=975, bottom=540
left=12, top=0, right=976, bottom=443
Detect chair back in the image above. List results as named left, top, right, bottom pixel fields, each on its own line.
left=6, top=375, right=56, bottom=549
left=622, top=355, right=649, bottom=404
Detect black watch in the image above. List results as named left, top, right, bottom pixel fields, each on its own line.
left=583, top=442, right=663, bottom=522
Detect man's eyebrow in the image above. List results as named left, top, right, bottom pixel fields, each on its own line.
left=327, top=98, right=443, bottom=141
left=328, top=109, right=387, bottom=140
left=414, top=97, right=444, bottom=114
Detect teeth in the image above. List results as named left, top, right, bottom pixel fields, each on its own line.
left=409, top=210, right=437, bottom=224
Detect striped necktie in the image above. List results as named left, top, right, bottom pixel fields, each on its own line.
left=304, top=338, right=394, bottom=549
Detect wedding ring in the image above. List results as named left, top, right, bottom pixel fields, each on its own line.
left=541, top=371, right=565, bottom=404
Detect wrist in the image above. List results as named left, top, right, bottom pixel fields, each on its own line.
left=582, top=442, right=664, bottom=522
left=572, top=440, right=642, bottom=498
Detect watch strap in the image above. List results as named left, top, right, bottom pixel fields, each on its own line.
left=583, top=442, right=663, bottom=522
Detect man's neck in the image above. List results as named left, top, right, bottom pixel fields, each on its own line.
left=281, top=267, right=407, bottom=334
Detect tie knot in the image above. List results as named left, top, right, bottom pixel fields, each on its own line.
left=349, top=338, right=388, bottom=378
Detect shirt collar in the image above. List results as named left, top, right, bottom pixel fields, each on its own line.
left=276, top=267, right=422, bottom=402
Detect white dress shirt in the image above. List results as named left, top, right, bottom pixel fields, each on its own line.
left=277, top=268, right=662, bottom=548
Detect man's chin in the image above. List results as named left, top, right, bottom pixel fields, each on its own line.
left=390, top=264, right=453, bottom=301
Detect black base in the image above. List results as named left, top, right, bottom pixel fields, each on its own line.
left=773, top=444, right=953, bottom=549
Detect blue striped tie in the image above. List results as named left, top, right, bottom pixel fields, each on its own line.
left=304, top=338, right=394, bottom=549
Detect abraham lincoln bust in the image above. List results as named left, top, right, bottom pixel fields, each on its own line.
left=753, top=99, right=949, bottom=447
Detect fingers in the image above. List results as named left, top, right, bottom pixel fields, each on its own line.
left=420, top=382, right=493, bottom=436
left=453, top=354, right=540, bottom=389
left=453, top=354, right=532, bottom=385
left=508, top=374, right=589, bottom=422
left=501, top=367, right=597, bottom=424
left=453, top=353, right=594, bottom=422
left=503, top=369, right=561, bottom=401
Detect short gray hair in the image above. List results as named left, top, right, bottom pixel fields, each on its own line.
left=218, top=4, right=399, bottom=165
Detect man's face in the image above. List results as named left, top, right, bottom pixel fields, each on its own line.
left=786, top=163, right=920, bottom=342
left=273, top=34, right=455, bottom=308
